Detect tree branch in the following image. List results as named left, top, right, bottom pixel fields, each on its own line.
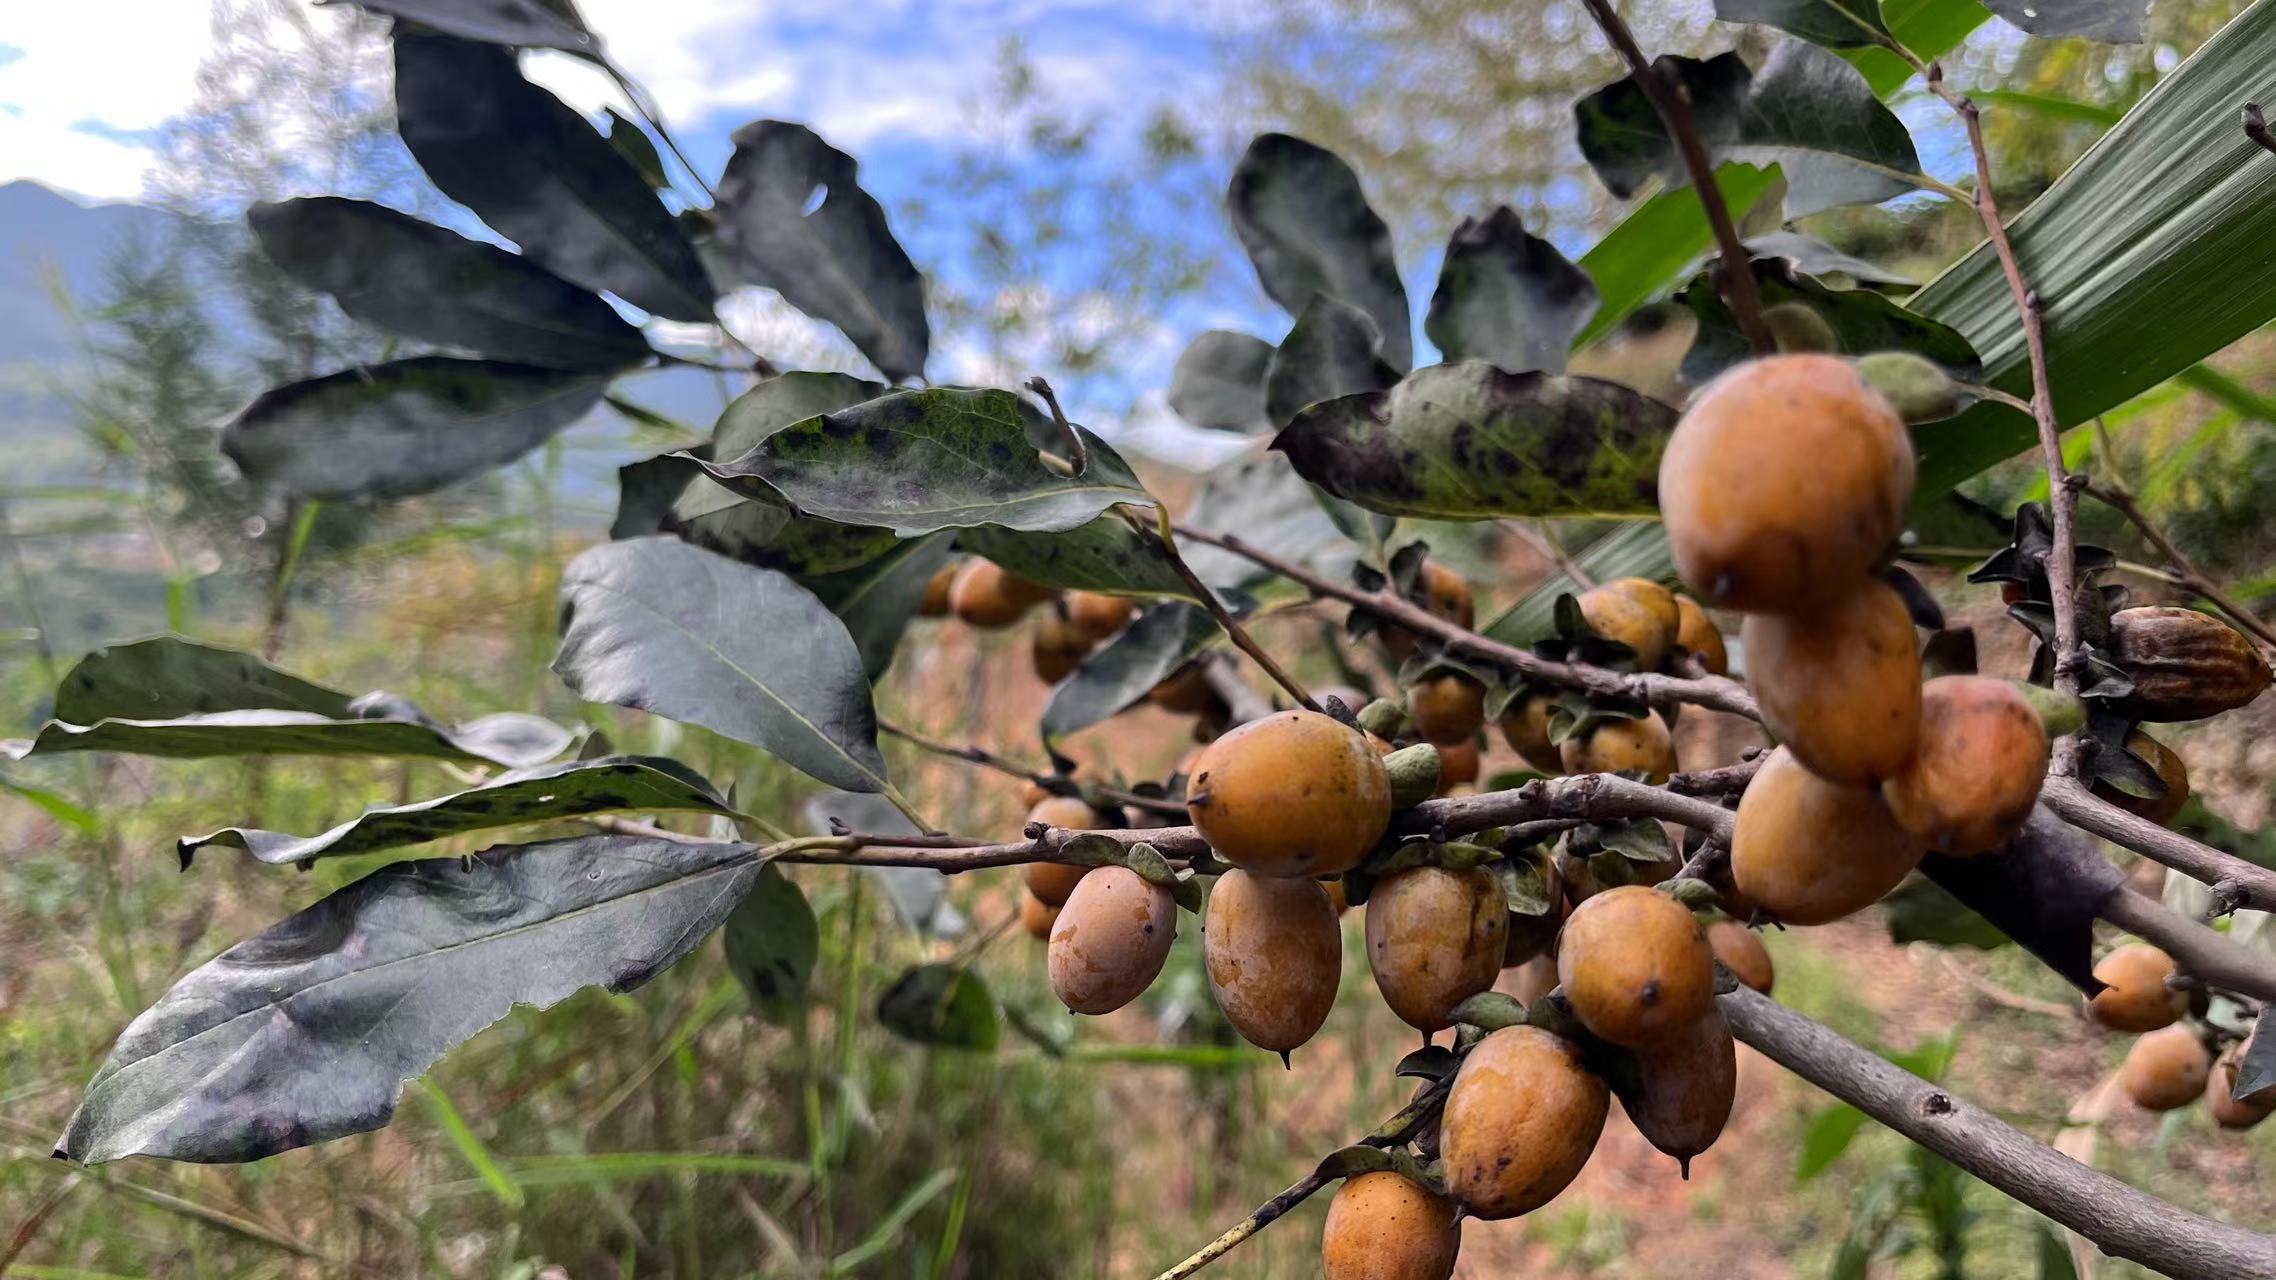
left=2041, top=775, right=2276, bottom=916
left=1174, top=525, right=1760, bottom=721
left=1925, top=65, right=2085, bottom=742
left=877, top=719, right=1189, bottom=817
left=1145, top=509, right=1321, bottom=714
left=1024, top=376, right=1089, bottom=476
left=1403, top=771, right=1735, bottom=844
left=2098, top=887, right=2276, bottom=1007
left=1151, top=1077, right=1451, bottom=1280
left=1721, top=986, right=2276, bottom=1278
left=2082, top=479, right=2276, bottom=657
left=1576, top=0, right=1773, bottom=354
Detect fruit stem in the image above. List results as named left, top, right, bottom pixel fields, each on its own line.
left=1575, top=0, right=1775, bottom=355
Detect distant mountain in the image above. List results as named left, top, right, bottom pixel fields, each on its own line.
left=0, top=181, right=180, bottom=367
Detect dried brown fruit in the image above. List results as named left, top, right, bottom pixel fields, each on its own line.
left=2108, top=606, right=2271, bottom=723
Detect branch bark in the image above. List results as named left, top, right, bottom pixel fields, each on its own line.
left=1575, top=0, right=1773, bottom=354
left=1722, top=985, right=2276, bottom=1279
left=2042, top=774, right=2276, bottom=916
left=2098, top=887, right=2276, bottom=1006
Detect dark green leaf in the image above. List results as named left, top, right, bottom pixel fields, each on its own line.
left=876, top=964, right=998, bottom=1051
left=1040, top=603, right=1217, bottom=740
left=604, top=107, right=670, bottom=192
left=802, top=532, right=956, bottom=680
left=959, top=518, right=1190, bottom=600
left=394, top=33, right=713, bottom=320
left=1169, top=330, right=1275, bottom=433
left=1909, top=1, right=2276, bottom=497
left=697, top=387, right=1150, bottom=536
left=612, top=454, right=701, bottom=539
left=1678, top=261, right=1980, bottom=385
left=1229, top=133, right=1412, bottom=370
left=1575, top=47, right=1921, bottom=217
left=1714, top=0, right=1888, bottom=47
left=222, top=357, right=607, bottom=502
left=1880, top=875, right=2011, bottom=950
left=57, top=834, right=759, bottom=1164
left=1265, top=294, right=1402, bottom=429
left=2234, top=1016, right=2276, bottom=1099
left=665, top=372, right=900, bottom=575
left=3, top=709, right=569, bottom=768
left=712, top=121, right=928, bottom=381
left=1178, top=449, right=1357, bottom=592
left=1273, top=361, right=1675, bottom=519
left=553, top=538, right=888, bottom=792
left=723, top=863, right=818, bottom=1015
left=1982, top=0, right=2147, bottom=41
left=1796, top=1102, right=1869, bottom=1180
left=342, top=0, right=593, bottom=50
left=177, top=755, right=736, bottom=868
left=248, top=198, right=649, bottom=372
left=1425, top=206, right=1599, bottom=375
left=52, top=635, right=351, bottom=723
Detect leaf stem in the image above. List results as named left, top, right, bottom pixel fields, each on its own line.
left=1577, top=0, right=1774, bottom=354
left=1023, top=376, right=1089, bottom=476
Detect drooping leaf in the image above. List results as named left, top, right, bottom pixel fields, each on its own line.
left=1880, top=874, right=2012, bottom=950
left=1982, top=0, right=2148, bottom=41
left=723, top=863, right=819, bottom=1016
left=51, top=636, right=351, bottom=723
left=1574, top=47, right=1922, bottom=218
left=1678, top=260, right=1980, bottom=386
left=1040, top=603, right=1219, bottom=740
left=2235, top=1015, right=2276, bottom=1100
left=1919, top=808, right=2122, bottom=996
left=1909, top=0, right=2276, bottom=497
left=959, top=518, right=1192, bottom=601
left=1273, top=361, right=1675, bottom=519
left=340, top=0, right=594, bottom=51
left=697, top=387, right=1151, bottom=536
left=3, top=709, right=570, bottom=768
left=876, top=964, right=998, bottom=1051
left=552, top=537, right=888, bottom=792
left=1178, top=449, right=1358, bottom=592
left=1425, top=206, right=1600, bottom=375
left=248, top=198, right=650, bottom=372
left=1265, top=295, right=1402, bottom=429
left=1228, top=134, right=1412, bottom=370
left=1169, top=331, right=1275, bottom=433
left=712, top=121, right=928, bottom=381
left=1714, top=0, right=1888, bottom=47
left=802, top=532, right=957, bottom=680
left=56, top=834, right=760, bottom=1165
left=177, top=756, right=736, bottom=868
left=221, top=357, right=608, bottom=502
left=393, top=33, right=713, bottom=320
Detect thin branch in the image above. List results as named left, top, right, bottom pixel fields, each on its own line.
left=1577, top=0, right=1773, bottom=354
left=1926, top=64, right=2085, bottom=732
left=2081, top=479, right=2276, bottom=656
left=1403, top=771, right=1736, bottom=845
left=2041, top=775, right=2276, bottom=916
left=1721, top=985, right=2276, bottom=1278
left=1151, top=1078, right=1451, bottom=1280
left=2247, top=103, right=2276, bottom=158
left=1502, top=520, right=1596, bottom=589
left=1938, top=953, right=2076, bottom=1020
left=1024, top=376, right=1089, bottom=476
left=1146, top=508, right=1321, bottom=714
left=1175, top=524, right=1760, bottom=721
left=878, top=719, right=1189, bottom=816
left=1197, top=650, right=1279, bottom=726
left=2099, top=887, right=2276, bottom=1006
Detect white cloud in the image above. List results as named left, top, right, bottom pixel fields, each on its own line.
left=0, top=1, right=212, bottom=197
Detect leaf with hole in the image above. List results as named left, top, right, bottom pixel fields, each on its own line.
left=697, top=387, right=1150, bottom=536
left=1265, top=295, right=1401, bottom=429
left=222, top=357, right=608, bottom=502
left=249, top=198, right=649, bottom=372
left=1425, top=206, right=1599, bottom=375
left=1169, top=330, right=1276, bottom=433
left=1575, top=46, right=1921, bottom=218
left=712, top=121, right=928, bottom=381
left=1229, top=133, right=1411, bottom=370
left=394, top=33, right=712, bottom=320
left=1273, top=361, right=1675, bottom=519
left=56, top=833, right=760, bottom=1164
left=177, top=756, right=736, bottom=868
left=553, top=537, right=887, bottom=792
left=724, top=863, right=819, bottom=1017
